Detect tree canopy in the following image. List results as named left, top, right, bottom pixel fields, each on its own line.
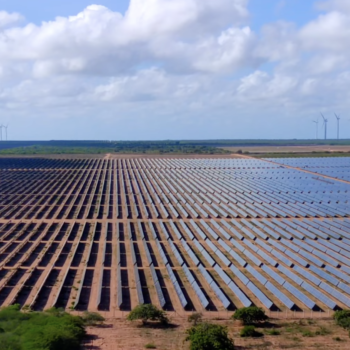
left=186, top=323, right=235, bottom=350
left=232, top=307, right=268, bottom=325
left=127, top=304, right=169, bottom=325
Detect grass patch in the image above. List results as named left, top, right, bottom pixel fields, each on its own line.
left=315, top=327, right=331, bottom=336
left=265, top=329, right=280, bottom=335
left=301, top=330, right=314, bottom=337
left=240, top=325, right=264, bottom=338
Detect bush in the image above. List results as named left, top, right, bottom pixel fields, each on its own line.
left=145, top=343, right=157, bottom=349
left=232, top=307, right=268, bottom=325
left=334, top=310, right=350, bottom=329
left=127, top=304, right=168, bottom=325
left=186, top=323, right=235, bottom=350
left=240, top=325, right=263, bottom=338
left=188, top=313, right=203, bottom=326
left=0, top=306, right=86, bottom=350
left=266, top=329, right=280, bottom=335
left=82, top=312, right=105, bottom=326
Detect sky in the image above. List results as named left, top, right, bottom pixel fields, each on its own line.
left=0, top=0, right=350, bottom=140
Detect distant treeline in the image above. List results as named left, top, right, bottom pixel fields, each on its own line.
left=1, top=139, right=350, bottom=151
left=0, top=142, right=230, bottom=155
left=0, top=139, right=349, bottom=155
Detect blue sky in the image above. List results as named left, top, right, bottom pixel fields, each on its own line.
left=0, top=0, right=349, bottom=140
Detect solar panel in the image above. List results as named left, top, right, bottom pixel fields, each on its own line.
left=301, top=281, right=336, bottom=309
left=213, top=264, right=231, bottom=285
left=293, top=265, right=321, bottom=286
left=271, top=249, right=293, bottom=267
left=265, top=281, right=294, bottom=309
left=309, top=265, right=339, bottom=286
left=261, top=265, right=285, bottom=285
left=228, top=280, right=252, bottom=307
left=215, top=249, right=231, bottom=267
left=319, top=282, right=350, bottom=308
left=325, top=265, right=350, bottom=283
left=198, top=264, right=231, bottom=308
left=243, top=250, right=262, bottom=267
left=230, top=264, right=250, bottom=285
left=246, top=281, right=274, bottom=309
left=156, top=241, right=169, bottom=266
left=283, top=281, right=315, bottom=309
left=277, top=265, right=303, bottom=285
left=142, top=240, right=153, bottom=266
left=246, top=264, right=267, bottom=285
left=256, top=249, right=278, bottom=267
left=117, top=266, right=123, bottom=307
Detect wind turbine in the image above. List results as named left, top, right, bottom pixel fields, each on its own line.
left=4, top=125, right=8, bottom=141
left=0, top=125, right=2, bottom=141
left=320, top=113, right=328, bottom=140
left=334, top=113, right=340, bottom=140
left=313, top=119, right=319, bottom=139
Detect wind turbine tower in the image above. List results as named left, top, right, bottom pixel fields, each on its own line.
left=320, top=113, right=328, bottom=140
left=313, top=119, right=319, bottom=139
left=4, top=125, right=8, bottom=141
left=334, top=113, right=340, bottom=140
left=0, top=125, right=2, bottom=141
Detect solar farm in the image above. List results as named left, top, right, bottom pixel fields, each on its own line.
left=0, top=156, right=350, bottom=317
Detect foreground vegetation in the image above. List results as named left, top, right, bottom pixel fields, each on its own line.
left=122, top=306, right=350, bottom=349
left=5, top=303, right=349, bottom=350
left=0, top=305, right=104, bottom=350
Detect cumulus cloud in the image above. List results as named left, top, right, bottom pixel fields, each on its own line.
left=1, top=0, right=350, bottom=139
left=0, top=1, right=251, bottom=76
left=0, top=11, right=23, bottom=29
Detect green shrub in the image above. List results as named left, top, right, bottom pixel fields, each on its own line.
left=232, top=307, right=268, bottom=325
left=334, top=310, right=350, bottom=329
left=145, top=343, right=157, bottom=349
left=82, top=312, right=105, bottom=326
left=186, top=323, right=235, bottom=350
left=0, top=306, right=86, bottom=350
left=302, top=330, right=314, bottom=337
left=127, top=304, right=168, bottom=325
left=240, top=325, right=263, bottom=338
left=266, top=329, right=280, bottom=335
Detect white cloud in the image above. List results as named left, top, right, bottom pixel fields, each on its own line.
left=0, top=11, right=23, bottom=29
left=1, top=0, right=350, bottom=139
left=316, top=0, right=350, bottom=13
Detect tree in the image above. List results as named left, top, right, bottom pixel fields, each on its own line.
left=186, top=323, right=235, bottom=350
left=334, top=310, right=350, bottom=329
left=232, top=307, right=268, bottom=325
left=127, top=304, right=168, bottom=325
left=188, top=313, right=203, bottom=326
